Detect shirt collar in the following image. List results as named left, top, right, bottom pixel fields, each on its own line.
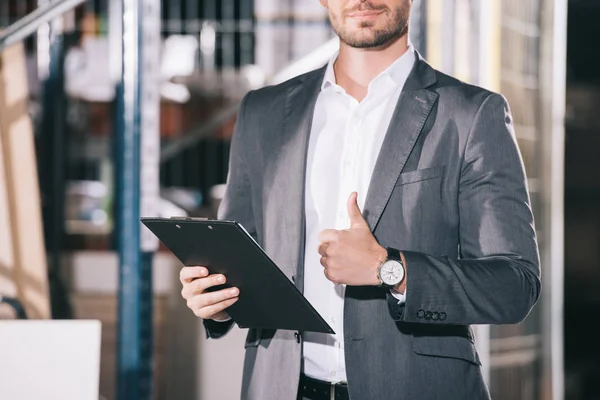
left=321, top=42, right=416, bottom=92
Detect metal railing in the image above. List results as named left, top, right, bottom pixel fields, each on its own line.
left=0, top=0, right=86, bottom=52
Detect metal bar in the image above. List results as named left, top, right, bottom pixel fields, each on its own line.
left=40, top=15, right=72, bottom=319
left=115, top=0, right=160, bottom=397
left=0, top=0, right=86, bottom=51
left=167, top=0, right=182, bottom=34
left=239, top=0, right=254, bottom=66
left=139, top=0, right=161, bottom=251
left=186, top=0, right=199, bottom=33
left=221, top=0, right=235, bottom=67
left=138, top=0, right=161, bottom=394
left=205, top=0, right=216, bottom=22
left=115, top=0, right=143, bottom=397
left=543, top=1, right=567, bottom=398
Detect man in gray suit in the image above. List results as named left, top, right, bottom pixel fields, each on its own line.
left=180, top=0, right=541, bottom=399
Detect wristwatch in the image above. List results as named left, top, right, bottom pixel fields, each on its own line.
left=377, top=247, right=405, bottom=288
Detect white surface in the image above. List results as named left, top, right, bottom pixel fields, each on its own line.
left=0, top=320, right=101, bottom=400
left=161, top=35, right=198, bottom=80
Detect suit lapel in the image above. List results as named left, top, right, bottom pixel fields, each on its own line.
left=278, top=68, right=324, bottom=291
left=363, top=56, right=439, bottom=231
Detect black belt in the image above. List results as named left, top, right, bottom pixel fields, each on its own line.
left=298, top=374, right=349, bottom=400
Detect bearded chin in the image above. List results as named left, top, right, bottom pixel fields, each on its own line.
left=335, top=22, right=407, bottom=49
left=331, top=8, right=410, bottom=49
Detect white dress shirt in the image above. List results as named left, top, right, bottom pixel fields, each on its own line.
left=302, top=45, right=416, bottom=383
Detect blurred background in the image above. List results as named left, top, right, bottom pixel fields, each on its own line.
left=0, top=0, right=597, bottom=399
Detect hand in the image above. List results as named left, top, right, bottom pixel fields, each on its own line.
left=318, top=192, right=387, bottom=286
left=180, top=266, right=239, bottom=321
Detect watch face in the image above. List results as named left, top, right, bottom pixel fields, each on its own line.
left=380, top=260, right=404, bottom=286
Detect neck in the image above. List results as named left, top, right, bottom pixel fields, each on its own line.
left=333, top=35, right=410, bottom=101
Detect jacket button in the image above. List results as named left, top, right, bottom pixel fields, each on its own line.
left=439, top=312, right=447, bottom=321
left=417, top=309, right=425, bottom=319
left=294, top=332, right=301, bottom=343
left=432, top=312, right=439, bottom=320
left=424, top=311, right=432, bottom=320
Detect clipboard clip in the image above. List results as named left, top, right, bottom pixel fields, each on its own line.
left=169, top=216, right=214, bottom=221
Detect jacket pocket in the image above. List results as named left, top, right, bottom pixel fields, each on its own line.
left=244, top=328, right=262, bottom=348
left=412, top=335, right=481, bottom=365
left=396, top=166, right=445, bottom=186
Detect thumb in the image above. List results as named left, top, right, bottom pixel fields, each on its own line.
left=347, top=192, right=368, bottom=229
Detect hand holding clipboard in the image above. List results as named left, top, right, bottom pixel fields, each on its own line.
left=179, top=265, right=238, bottom=322
left=141, top=217, right=334, bottom=334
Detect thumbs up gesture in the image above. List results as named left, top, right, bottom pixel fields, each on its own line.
left=318, top=192, right=388, bottom=286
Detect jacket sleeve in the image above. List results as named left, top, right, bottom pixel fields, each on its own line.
left=203, top=90, right=256, bottom=339
left=388, top=93, right=542, bottom=326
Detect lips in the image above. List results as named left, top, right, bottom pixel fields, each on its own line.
left=347, top=9, right=385, bottom=18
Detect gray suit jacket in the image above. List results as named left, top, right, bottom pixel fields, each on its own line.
left=204, top=53, right=541, bottom=400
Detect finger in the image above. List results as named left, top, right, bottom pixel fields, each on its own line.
left=318, top=229, right=339, bottom=243
left=198, top=297, right=239, bottom=320
left=323, top=267, right=336, bottom=284
left=185, top=274, right=226, bottom=296
left=197, top=287, right=240, bottom=309
left=179, top=266, right=208, bottom=284
left=347, top=192, right=368, bottom=229
left=317, top=242, right=329, bottom=257
left=320, top=256, right=328, bottom=268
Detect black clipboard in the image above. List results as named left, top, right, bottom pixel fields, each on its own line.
left=141, top=217, right=334, bottom=334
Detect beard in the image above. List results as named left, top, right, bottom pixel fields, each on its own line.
left=329, top=1, right=411, bottom=49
